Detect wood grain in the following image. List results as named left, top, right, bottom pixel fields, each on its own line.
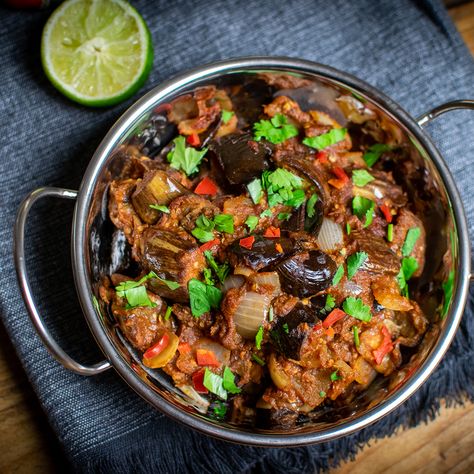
left=1, top=3, right=473, bottom=473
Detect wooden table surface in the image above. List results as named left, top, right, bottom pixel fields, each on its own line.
left=1, top=3, right=473, bottom=473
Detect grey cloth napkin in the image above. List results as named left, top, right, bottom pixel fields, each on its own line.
left=0, top=0, right=473, bottom=472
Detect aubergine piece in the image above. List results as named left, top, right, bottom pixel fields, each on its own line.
left=353, top=231, right=400, bottom=275
left=140, top=229, right=205, bottom=302
left=132, top=170, right=188, bottom=224
left=270, top=302, right=321, bottom=360
left=209, top=132, right=273, bottom=186
left=281, top=197, right=324, bottom=236
left=275, top=250, right=336, bottom=298
left=227, top=235, right=297, bottom=271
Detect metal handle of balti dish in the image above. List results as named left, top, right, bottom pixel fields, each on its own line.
left=14, top=187, right=112, bottom=376
left=417, top=99, right=474, bottom=282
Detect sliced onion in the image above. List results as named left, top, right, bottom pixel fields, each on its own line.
left=177, top=385, right=210, bottom=413
left=316, top=218, right=343, bottom=252
left=233, top=291, right=270, bottom=339
left=234, top=265, right=254, bottom=277
left=222, top=275, right=245, bottom=292
left=250, top=272, right=281, bottom=297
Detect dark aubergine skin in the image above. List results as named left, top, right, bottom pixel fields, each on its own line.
left=271, top=302, right=321, bottom=360
left=281, top=197, right=324, bottom=236
left=209, top=132, right=273, bottom=186
left=275, top=250, right=337, bottom=298
left=227, top=235, right=297, bottom=271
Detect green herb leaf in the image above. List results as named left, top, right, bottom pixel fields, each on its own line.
left=278, top=212, right=291, bottom=221
left=203, top=369, right=227, bottom=400
left=204, top=251, right=230, bottom=284
left=167, top=136, right=207, bottom=176
left=306, top=194, right=318, bottom=218
left=302, top=128, right=347, bottom=150
left=330, top=370, right=341, bottom=381
left=188, top=278, right=223, bottom=317
left=347, top=251, right=368, bottom=280
left=253, top=114, right=299, bottom=144
left=387, top=223, right=394, bottom=242
left=352, top=326, right=360, bottom=348
left=263, top=168, right=303, bottom=191
left=260, top=209, right=273, bottom=218
left=149, top=204, right=170, bottom=213
left=401, top=256, right=418, bottom=281
left=441, top=270, right=455, bottom=319
left=221, top=110, right=234, bottom=124
left=363, top=143, right=391, bottom=167
left=282, top=323, right=289, bottom=334
left=212, top=400, right=227, bottom=418
left=203, top=268, right=214, bottom=285
left=191, top=228, right=215, bottom=243
left=352, top=196, right=375, bottom=228
left=352, top=169, right=375, bottom=187
left=324, top=294, right=336, bottom=312
left=222, top=366, right=241, bottom=394
left=402, top=227, right=421, bottom=256
left=285, top=188, right=306, bottom=208
left=213, top=214, right=234, bottom=234
left=164, top=306, right=172, bottom=321
left=255, top=326, right=264, bottom=350
left=319, top=391, right=326, bottom=397
left=245, top=215, right=259, bottom=232
left=332, top=265, right=344, bottom=286
left=346, top=223, right=351, bottom=235
left=252, top=354, right=266, bottom=366
left=342, top=297, right=372, bottom=322
left=195, top=214, right=214, bottom=231
left=247, top=178, right=263, bottom=204
left=123, top=286, right=155, bottom=309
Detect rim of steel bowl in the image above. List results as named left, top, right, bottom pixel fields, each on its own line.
left=71, top=57, right=471, bottom=446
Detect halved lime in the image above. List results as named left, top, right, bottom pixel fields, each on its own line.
left=41, top=0, right=153, bottom=107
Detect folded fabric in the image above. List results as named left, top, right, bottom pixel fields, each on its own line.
left=0, top=0, right=473, bottom=472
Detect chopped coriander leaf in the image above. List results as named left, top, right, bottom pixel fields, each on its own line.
left=167, top=136, right=208, bottom=176
left=387, top=223, right=394, bottom=242
left=353, top=326, right=360, bottom=347
left=221, top=110, right=234, bottom=124
left=245, top=215, right=259, bottom=232
left=247, top=178, right=263, bottom=204
left=260, top=209, right=273, bottom=218
left=352, top=169, right=375, bottom=187
left=363, top=143, right=391, bottom=167
left=252, top=354, right=266, bottom=366
left=303, top=128, right=347, bottom=150
left=347, top=251, right=368, bottom=280
left=149, top=204, right=170, bottom=213
left=196, top=214, right=214, bottom=231
left=306, top=194, right=318, bottom=218
left=363, top=201, right=376, bottom=228
left=285, top=188, right=306, bottom=208
left=204, top=250, right=230, bottom=284
left=330, top=370, right=341, bottom=382
left=263, top=168, right=302, bottom=191
left=253, top=114, right=299, bottom=144
left=191, top=228, right=215, bottom=243
left=255, top=326, right=264, bottom=350
left=213, top=214, right=234, bottom=234
left=203, top=268, right=214, bottom=285
left=212, top=400, right=227, bottom=418
left=402, top=227, right=421, bottom=256
left=222, top=366, right=241, bottom=394
left=332, top=265, right=344, bottom=286
left=441, top=269, right=455, bottom=319
left=346, top=223, right=351, bottom=235
left=188, top=278, right=222, bottom=318
left=123, top=286, right=155, bottom=309
left=278, top=212, right=291, bottom=221
left=268, top=306, right=274, bottom=322
left=164, top=306, right=172, bottom=321
left=324, top=294, right=336, bottom=312
left=342, top=297, right=372, bottom=322
left=352, top=196, right=375, bottom=228
left=282, top=323, right=289, bottom=334
left=402, top=256, right=418, bottom=281
left=203, top=368, right=227, bottom=400
left=319, top=391, right=326, bottom=397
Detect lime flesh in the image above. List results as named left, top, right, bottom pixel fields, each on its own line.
left=41, top=0, right=153, bottom=106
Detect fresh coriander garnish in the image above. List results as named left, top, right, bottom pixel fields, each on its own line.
left=203, top=368, right=227, bottom=400
left=352, top=196, right=375, bottom=228
left=319, top=391, right=326, bottom=397
left=306, top=194, right=318, bottom=218
left=282, top=323, right=289, bottom=334
left=332, top=265, right=344, bottom=286
left=324, top=294, right=336, bottom=312
left=247, top=178, right=263, bottom=204
left=363, top=143, right=391, bottom=167
left=346, top=251, right=368, bottom=280
left=284, top=188, right=306, bottom=208
left=245, top=215, right=259, bottom=232
left=149, top=204, right=170, bottom=213
left=203, top=267, right=214, bottom=285
left=191, top=228, right=215, bottom=243
left=330, top=370, right=341, bottom=382
left=253, top=114, right=299, bottom=144
left=352, top=326, right=360, bottom=347
left=260, top=209, right=273, bottom=218
left=167, top=135, right=207, bottom=176
left=342, top=297, right=372, bottom=321
left=192, top=214, right=234, bottom=242
left=441, top=270, right=455, bottom=319
left=278, top=212, right=291, bottom=221
left=222, top=367, right=241, bottom=394
left=213, top=214, right=234, bottom=234
left=346, top=223, right=351, bottom=235
left=221, top=110, right=234, bottom=124
left=252, top=354, right=266, bottom=366
left=261, top=168, right=305, bottom=209
left=402, top=227, right=421, bottom=256
left=212, top=400, right=227, bottom=419
left=397, top=256, right=418, bottom=297
left=255, top=326, right=264, bottom=350
left=352, top=169, right=375, bottom=187
left=188, top=278, right=222, bottom=317
left=164, top=306, right=172, bottom=321
left=204, top=250, right=230, bottom=284
left=302, top=128, right=347, bottom=150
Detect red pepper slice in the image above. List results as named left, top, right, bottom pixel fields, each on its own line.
left=199, top=238, right=220, bottom=252
left=196, top=349, right=220, bottom=367
left=263, top=226, right=280, bottom=238
left=328, top=178, right=346, bottom=190
left=316, top=151, right=329, bottom=164
left=380, top=204, right=393, bottom=223
left=187, top=133, right=200, bottom=146
left=178, top=342, right=191, bottom=354
left=194, top=177, right=218, bottom=196
left=239, top=236, right=255, bottom=249
left=192, top=369, right=208, bottom=393
left=313, top=322, right=323, bottom=332
left=275, top=243, right=283, bottom=253
left=373, top=326, right=394, bottom=365
left=332, top=166, right=349, bottom=183
left=322, top=308, right=346, bottom=329
left=143, top=333, right=170, bottom=360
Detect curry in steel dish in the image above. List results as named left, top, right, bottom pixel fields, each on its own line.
left=98, top=75, right=452, bottom=424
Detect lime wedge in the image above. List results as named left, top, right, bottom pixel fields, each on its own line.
left=41, top=0, right=153, bottom=107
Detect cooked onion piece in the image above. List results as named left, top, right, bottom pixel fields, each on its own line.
left=233, top=291, right=270, bottom=339
left=316, top=218, right=344, bottom=252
